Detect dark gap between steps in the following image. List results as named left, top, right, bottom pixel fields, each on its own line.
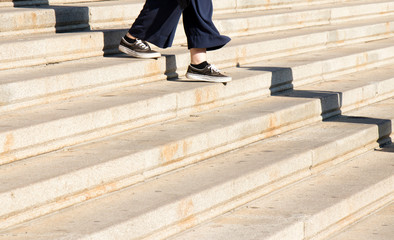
left=239, top=64, right=393, bottom=148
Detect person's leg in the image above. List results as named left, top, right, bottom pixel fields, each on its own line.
left=190, top=48, right=207, bottom=65
left=183, top=0, right=232, bottom=82
left=119, top=0, right=182, bottom=58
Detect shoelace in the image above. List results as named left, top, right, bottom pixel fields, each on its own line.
left=207, top=64, right=220, bottom=73
left=135, top=39, right=150, bottom=50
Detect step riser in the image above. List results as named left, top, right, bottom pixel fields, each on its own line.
left=0, top=56, right=172, bottom=113
left=1, top=44, right=394, bottom=167
left=2, top=81, right=393, bottom=229
left=0, top=31, right=106, bottom=71
left=0, top=7, right=91, bottom=37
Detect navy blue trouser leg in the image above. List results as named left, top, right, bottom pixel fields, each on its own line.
left=182, top=0, right=230, bottom=50
left=128, top=0, right=230, bottom=50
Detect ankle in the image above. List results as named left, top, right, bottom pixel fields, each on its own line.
left=124, top=33, right=137, bottom=43
left=191, top=61, right=209, bottom=69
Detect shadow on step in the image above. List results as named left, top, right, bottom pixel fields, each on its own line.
left=243, top=66, right=344, bottom=118
left=12, top=1, right=131, bottom=55
left=375, top=142, right=394, bottom=153
left=275, top=89, right=344, bottom=118
left=241, top=65, right=393, bottom=148
left=279, top=90, right=393, bottom=148
left=329, top=115, right=393, bottom=147
left=11, top=0, right=49, bottom=7
left=13, top=1, right=91, bottom=33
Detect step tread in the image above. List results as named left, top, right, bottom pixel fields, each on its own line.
left=1, top=98, right=393, bottom=239
left=169, top=143, right=394, bottom=240
left=330, top=202, right=394, bottom=240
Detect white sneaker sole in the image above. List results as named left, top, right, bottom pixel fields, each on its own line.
left=185, top=72, right=232, bottom=83
left=119, top=45, right=161, bottom=59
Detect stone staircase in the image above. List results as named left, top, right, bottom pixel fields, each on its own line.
left=0, top=0, right=393, bottom=239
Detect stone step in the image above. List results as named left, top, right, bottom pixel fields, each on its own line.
left=169, top=142, right=394, bottom=240
left=174, top=1, right=394, bottom=46
left=1, top=0, right=393, bottom=37
left=1, top=29, right=393, bottom=113
left=329, top=202, right=394, bottom=240
left=214, top=0, right=358, bottom=13
left=1, top=60, right=393, bottom=229
left=1, top=12, right=393, bottom=73
left=0, top=1, right=143, bottom=36
left=0, top=97, right=392, bottom=239
left=0, top=36, right=393, bottom=166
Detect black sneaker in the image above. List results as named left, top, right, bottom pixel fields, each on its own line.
left=186, top=64, right=232, bottom=83
left=119, top=37, right=161, bottom=59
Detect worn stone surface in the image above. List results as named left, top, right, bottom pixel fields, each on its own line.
left=170, top=145, right=394, bottom=240
left=330, top=203, right=394, bottom=240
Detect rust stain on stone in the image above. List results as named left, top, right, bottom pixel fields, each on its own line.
left=56, top=180, right=122, bottom=205
left=182, top=140, right=189, bottom=156
left=269, top=114, right=278, bottom=130
left=265, top=0, right=271, bottom=8
left=386, top=22, right=391, bottom=34
left=145, top=60, right=161, bottom=76
left=269, top=169, right=280, bottom=180
left=3, top=134, right=14, bottom=153
left=31, top=12, right=37, bottom=28
left=194, top=88, right=219, bottom=108
left=334, top=31, right=346, bottom=45
left=195, top=89, right=203, bottom=105
left=239, top=47, right=247, bottom=64
left=160, top=143, right=179, bottom=164
left=356, top=53, right=369, bottom=69
left=177, top=198, right=196, bottom=228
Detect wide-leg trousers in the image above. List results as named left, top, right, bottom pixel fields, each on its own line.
left=128, top=0, right=231, bottom=51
